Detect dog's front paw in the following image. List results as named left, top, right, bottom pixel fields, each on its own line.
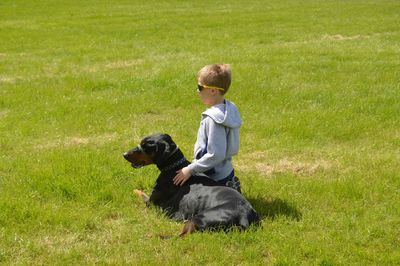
left=133, top=189, right=150, bottom=202
left=133, top=189, right=145, bottom=197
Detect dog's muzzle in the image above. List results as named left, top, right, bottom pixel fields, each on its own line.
left=123, top=149, right=145, bottom=169
left=131, top=163, right=144, bottom=169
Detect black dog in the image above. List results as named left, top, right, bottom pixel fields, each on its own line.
left=123, top=133, right=260, bottom=236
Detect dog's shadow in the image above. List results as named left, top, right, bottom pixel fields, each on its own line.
left=248, top=196, right=302, bottom=221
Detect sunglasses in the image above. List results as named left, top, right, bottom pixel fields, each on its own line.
left=197, top=84, right=225, bottom=92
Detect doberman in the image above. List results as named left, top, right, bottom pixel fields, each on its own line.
left=123, top=133, right=259, bottom=236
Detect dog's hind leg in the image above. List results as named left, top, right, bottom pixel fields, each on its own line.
left=179, top=220, right=197, bottom=237
left=191, top=203, right=247, bottom=230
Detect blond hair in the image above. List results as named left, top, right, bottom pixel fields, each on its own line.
left=197, top=64, right=232, bottom=94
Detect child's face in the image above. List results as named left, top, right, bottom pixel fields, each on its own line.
left=197, top=80, right=224, bottom=106
left=198, top=86, right=216, bottom=106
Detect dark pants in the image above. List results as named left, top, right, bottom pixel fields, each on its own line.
left=215, top=170, right=241, bottom=193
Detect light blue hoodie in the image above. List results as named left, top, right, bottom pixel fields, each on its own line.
left=187, top=100, right=241, bottom=181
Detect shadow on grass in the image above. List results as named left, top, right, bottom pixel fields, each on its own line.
left=248, top=197, right=302, bottom=221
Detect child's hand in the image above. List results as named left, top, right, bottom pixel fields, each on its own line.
left=173, top=167, right=191, bottom=186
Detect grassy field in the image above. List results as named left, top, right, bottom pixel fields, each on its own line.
left=1, top=0, right=399, bottom=264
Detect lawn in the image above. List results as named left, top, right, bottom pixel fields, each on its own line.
left=0, top=0, right=399, bottom=264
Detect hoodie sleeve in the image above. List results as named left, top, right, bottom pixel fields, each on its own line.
left=187, top=117, right=227, bottom=175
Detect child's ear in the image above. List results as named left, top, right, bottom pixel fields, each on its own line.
left=212, top=89, right=222, bottom=95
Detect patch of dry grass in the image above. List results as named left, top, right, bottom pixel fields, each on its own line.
left=237, top=151, right=334, bottom=177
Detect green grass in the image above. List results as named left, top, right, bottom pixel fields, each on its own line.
left=1, top=0, right=399, bottom=264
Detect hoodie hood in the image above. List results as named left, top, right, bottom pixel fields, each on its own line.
left=202, top=100, right=242, bottom=128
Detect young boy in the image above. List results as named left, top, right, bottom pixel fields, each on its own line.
left=173, top=64, right=242, bottom=192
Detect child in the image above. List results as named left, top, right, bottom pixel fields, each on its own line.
left=173, top=64, right=242, bottom=192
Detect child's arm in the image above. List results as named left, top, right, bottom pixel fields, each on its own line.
left=187, top=120, right=227, bottom=175
left=174, top=120, right=227, bottom=186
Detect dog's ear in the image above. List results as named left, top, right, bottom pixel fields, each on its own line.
left=140, top=134, right=177, bottom=163
left=157, top=134, right=177, bottom=155
left=140, top=138, right=158, bottom=156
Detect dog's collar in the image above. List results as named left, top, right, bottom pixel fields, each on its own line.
left=160, top=156, right=187, bottom=172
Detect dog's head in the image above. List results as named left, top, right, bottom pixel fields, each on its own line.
left=123, top=133, right=178, bottom=168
